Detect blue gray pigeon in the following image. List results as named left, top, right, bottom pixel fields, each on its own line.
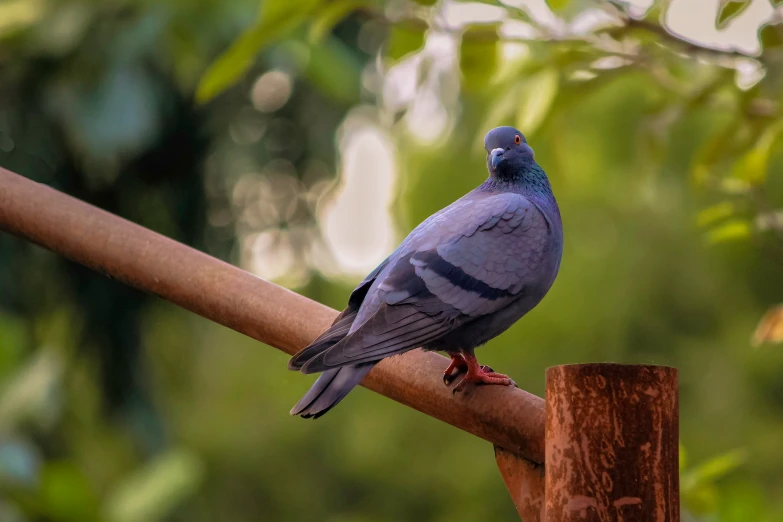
left=289, top=126, right=563, bottom=418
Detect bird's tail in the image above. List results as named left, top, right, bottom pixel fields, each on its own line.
left=290, top=363, right=374, bottom=418
left=288, top=309, right=357, bottom=371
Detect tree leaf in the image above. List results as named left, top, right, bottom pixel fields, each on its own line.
left=308, top=0, right=370, bottom=44
left=691, top=122, right=735, bottom=186
left=104, top=449, right=204, bottom=522
left=459, top=24, right=500, bottom=92
left=0, top=351, right=62, bottom=433
left=0, top=0, right=47, bottom=39
left=719, top=177, right=751, bottom=195
left=696, top=201, right=735, bottom=228
left=759, top=23, right=783, bottom=50
left=681, top=449, right=748, bottom=491
left=196, top=0, right=321, bottom=104
left=730, top=122, right=783, bottom=185
left=282, top=35, right=361, bottom=105
left=546, top=0, right=571, bottom=11
left=717, top=481, right=768, bottom=522
left=41, top=462, right=99, bottom=521
left=716, top=0, right=751, bottom=30
left=682, top=483, right=719, bottom=515
left=386, top=24, right=426, bottom=64
left=516, top=67, right=559, bottom=135
left=545, top=0, right=591, bottom=18
left=705, top=219, right=751, bottom=244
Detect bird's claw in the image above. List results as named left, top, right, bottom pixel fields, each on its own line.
left=444, top=353, right=515, bottom=394
left=451, top=369, right=516, bottom=395
left=442, top=355, right=468, bottom=385
left=447, top=364, right=496, bottom=389
left=443, top=371, right=460, bottom=386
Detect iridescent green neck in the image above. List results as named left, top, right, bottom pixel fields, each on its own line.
left=484, top=162, right=553, bottom=198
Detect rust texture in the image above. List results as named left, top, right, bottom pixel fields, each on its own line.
left=545, top=363, right=679, bottom=522
left=495, top=446, right=545, bottom=522
left=0, top=167, right=545, bottom=465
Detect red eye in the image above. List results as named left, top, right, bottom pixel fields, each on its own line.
left=514, top=135, right=521, bottom=145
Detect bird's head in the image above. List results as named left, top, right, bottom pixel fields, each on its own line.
left=484, top=126, right=535, bottom=180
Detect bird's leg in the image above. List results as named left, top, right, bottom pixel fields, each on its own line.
left=452, top=352, right=516, bottom=394
left=443, top=353, right=469, bottom=385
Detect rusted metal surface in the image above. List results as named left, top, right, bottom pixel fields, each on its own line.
left=0, top=166, right=545, bottom=465
left=545, top=363, right=679, bottom=522
left=495, top=446, right=545, bottom=521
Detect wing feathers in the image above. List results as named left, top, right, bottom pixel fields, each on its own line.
left=300, top=308, right=451, bottom=372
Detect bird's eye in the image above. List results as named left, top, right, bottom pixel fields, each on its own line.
left=514, top=135, right=521, bottom=145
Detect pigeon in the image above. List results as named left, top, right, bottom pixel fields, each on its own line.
left=289, top=126, right=563, bottom=418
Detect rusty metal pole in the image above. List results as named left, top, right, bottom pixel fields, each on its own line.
left=545, top=364, right=679, bottom=522
left=495, top=446, right=545, bottom=521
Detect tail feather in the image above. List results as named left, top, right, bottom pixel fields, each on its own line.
left=288, top=297, right=370, bottom=418
left=288, top=310, right=357, bottom=370
left=290, top=363, right=374, bottom=418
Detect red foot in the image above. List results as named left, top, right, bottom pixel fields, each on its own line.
left=452, top=352, right=516, bottom=394
left=443, top=354, right=468, bottom=385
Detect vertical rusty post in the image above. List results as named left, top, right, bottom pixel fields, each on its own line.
left=545, top=364, right=679, bottom=522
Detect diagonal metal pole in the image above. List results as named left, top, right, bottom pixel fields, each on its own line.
left=0, top=167, right=545, bottom=519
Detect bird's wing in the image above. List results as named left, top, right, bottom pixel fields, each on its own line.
left=299, top=192, right=551, bottom=373
left=289, top=255, right=391, bottom=370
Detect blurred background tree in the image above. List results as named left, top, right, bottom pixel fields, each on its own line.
left=2, top=0, right=783, bottom=520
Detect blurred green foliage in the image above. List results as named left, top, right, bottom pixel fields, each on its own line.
left=2, top=0, right=783, bottom=520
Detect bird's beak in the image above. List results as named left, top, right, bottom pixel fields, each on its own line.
left=490, top=148, right=505, bottom=170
